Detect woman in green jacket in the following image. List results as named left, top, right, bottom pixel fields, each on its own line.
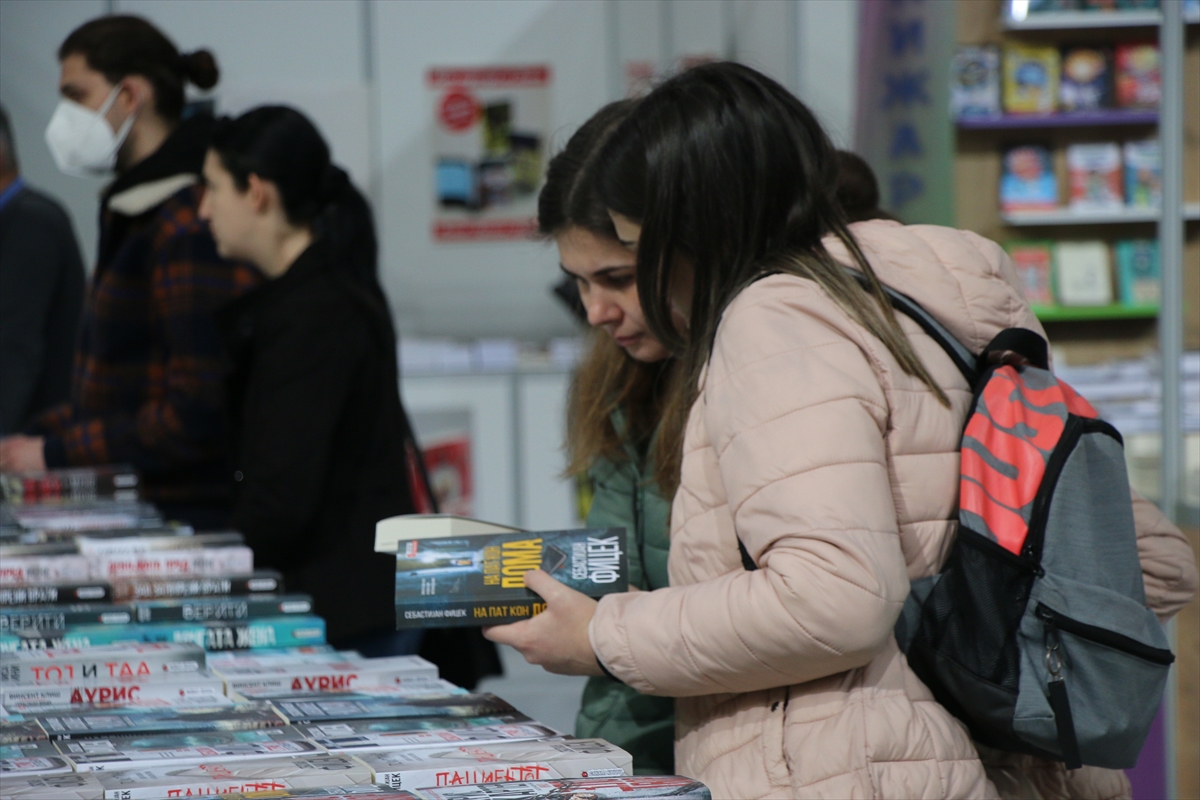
left=537, top=100, right=676, bottom=774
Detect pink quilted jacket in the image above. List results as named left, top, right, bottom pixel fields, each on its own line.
left=588, top=220, right=1197, bottom=799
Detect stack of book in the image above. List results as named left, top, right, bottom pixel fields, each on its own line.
left=1, top=472, right=708, bottom=799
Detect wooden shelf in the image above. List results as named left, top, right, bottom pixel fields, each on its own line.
left=1003, top=204, right=1200, bottom=226
left=957, top=110, right=1158, bottom=130
left=1002, top=8, right=1197, bottom=31
left=1033, top=304, right=1159, bottom=322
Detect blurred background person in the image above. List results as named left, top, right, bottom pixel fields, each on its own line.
left=201, top=105, right=425, bottom=653
left=0, top=16, right=258, bottom=529
left=0, top=103, right=85, bottom=435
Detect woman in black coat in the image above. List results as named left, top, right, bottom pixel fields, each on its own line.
left=199, top=106, right=418, bottom=651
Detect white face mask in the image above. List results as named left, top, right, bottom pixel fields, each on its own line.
left=44, top=86, right=136, bottom=177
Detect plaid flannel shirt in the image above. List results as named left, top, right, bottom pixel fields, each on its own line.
left=28, top=183, right=260, bottom=506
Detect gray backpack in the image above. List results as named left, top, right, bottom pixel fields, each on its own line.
left=742, top=276, right=1175, bottom=770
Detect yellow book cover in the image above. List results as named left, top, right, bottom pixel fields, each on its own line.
left=1003, top=44, right=1060, bottom=114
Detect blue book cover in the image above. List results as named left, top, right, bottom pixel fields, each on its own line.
left=394, top=528, right=628, bottom=628
left=1115, top=240, right=1159, bottom=306
left=1001, top=145, right=1058, bottom=212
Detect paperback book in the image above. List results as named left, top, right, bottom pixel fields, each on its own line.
left=0, top=582, right=111, bottom=607
left=109, top=570, right=283, bottom=603
left=360, top=738, right=632, bottom=790
left=1004, top=241, right=1056, bottom=306
left=233, top=679, right=463, bottom=701
left=136, top=614, right=327, bottom=652
left=0, top=466, right=139, bottom=505
left=394, top=528, right=628, bottom=628
left=56, top=725, right=323, bottom=772
left=271, top=692, right=516, bottom=724
left=90, top=545, right=254, bottom=581
left=1067, top=142, right=1123, bottom=211
left=74, top=531, right=244, bottom=556
left=32, top=701, right=286, bottom=740
left=1059, top=46, right=1112, bottom=111
left=216, top=655, right=439, bottom=696
left=1123, top=138, right=1161, bottom=208
left=374, top=515, right=521, bottom=555
left=951, top=45, right=1001, bottom=117
left=298, top=718, right=554, bottom=754
left=0, top=772, right=106, bottom=799
left=0, top=643, right=205, bottom=684
left=0, top=738, right=74, bottom=776
left=1, top=604, right=135, bottom=633
left=1000, top=145, right=1057, bottom=212
left=1115, top=42, right=1160, bottom=108
left=95, top=753, right=374, bottom=799
left=0, top=668, right=226, bottom=710
left=1115, top=239, right=1160, bottom=306
left=1003, top=43, right=1060, bottom=113
left=1055, top=241, right=1114, bottom=305
left=132, top=593, right=311, bottom=623
left=404, top=776, right=713, bottom=799
left=0, top=720, right=47, bottom=744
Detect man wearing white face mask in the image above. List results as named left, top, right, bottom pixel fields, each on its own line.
left=0, top=16, right=259, bottom=527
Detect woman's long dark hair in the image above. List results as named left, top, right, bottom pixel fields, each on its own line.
left=210, top=106, right=377, bottom=283
left=597, top=62, right=947, bottom=493
left=538, top=100, right=676, bottom=490
left=59, top=16, right=218, bottom=122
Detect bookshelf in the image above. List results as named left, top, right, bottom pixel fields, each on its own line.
left=1003, top=202, right=1200, bottom=225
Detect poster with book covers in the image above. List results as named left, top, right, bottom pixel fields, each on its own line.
left=1003, top=44, right=1059, bottom=113
left=429, top=66, right=551, bottom=241
left=1005, top=242, right=1056, bottom=306
left=1067, top=143, right=1123, bottom=211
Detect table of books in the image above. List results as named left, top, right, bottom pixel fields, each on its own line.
left=0, top=466, right=710, bottom=799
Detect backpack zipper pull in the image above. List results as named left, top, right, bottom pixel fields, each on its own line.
left=1040, top=607, right=1083, bottom=769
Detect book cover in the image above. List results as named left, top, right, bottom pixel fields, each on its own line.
left=0, top=739, right=73, bottom=776
left=0, top=772, right=105, bottom=799
left=233, top=679, right=463, bottom=701
left=0, top=669, right=226, bottom=710
left=1003, top=44, right=1060, bottom=114
left=1123, top=138, right=1161, bottom=208
left=56, top=726, right=322, bottom=772
left=33, top=701, right=286, bottom=740
left=1055, top=241, right=1114, bottom=305
left=137, top=615, right=327, bottom=652
left=132, top=594, right=312, bottom=624
left=300, top=718, right=553, bottom=754
left=0, top=720, right=47, bottom=743
left=1004, top=241, right=1056, bottom=306
left=1059, top=46, right=1112, bottom=111
left=1115, top=42, right=1160, bottom=108
left=0, top=555, right=91, bottom=586
left=395, top=528, right=628, bottom=628
left=216, top=655, right=439, bottom=696
left=1067, top=142, right=1123, bottom=211
left=272, top=693, right=516, bottom=724
left=951, top=46, right=1001, bottom=118
left=0, top=643, right=205, bottom=684
left=406, top=776, right=713, bottom=799
left=1000, top=145, right=1058, bottom=212
left=0, top=583, right=111, bottom=607
left=375, top=516, right=521, bottom=555
left=109, top=570, right=283, bottom=603
left=95, top=754, right=374, bottom=799
left=1, top=604, right=134, bottom=633
left=1, top=628, right=143, bottom=653
left=362, top=738, right=633, bottom=790
left=90, top=545, right=253, bottom=582
left=0, top=466, right=139, bottom=506
left=1115, top=240, right=1160, bottom=305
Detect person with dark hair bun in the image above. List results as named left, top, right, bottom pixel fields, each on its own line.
left=199, top=106, right=430, bottom=653
left=0, top=15, right=259, bottom=529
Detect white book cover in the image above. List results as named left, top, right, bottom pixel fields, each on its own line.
left=233, top=679, right=463, bottom=702
left=1, top=669, right=226, bottom=709
left=90, top=546, right=253, bottom=581
left=0, top=739, right=74, bottom=776
left=0, top=643, right=205, bottom=685
left=216, top=655, right=439, bottom=695
left=0, top=555, right=91, bottom=586
left=309, top=722, right=559, bottom=754
left=374, top=515, right=520, bottom=554
left=1055, top=241, right=1114, bottom=306
left=361, top=738, right=631, bottom=790
left=0, top=772, right=105, bottom=799
left=57, top=726, right=323, bottom=772
left=75, top=532, right=243, bottom=555
left=96, top=753, right=373, bottom=799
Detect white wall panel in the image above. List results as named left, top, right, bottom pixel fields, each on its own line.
left=518, top=372, right=576, bottom=531
left=797, top=0, right=859, bottom=147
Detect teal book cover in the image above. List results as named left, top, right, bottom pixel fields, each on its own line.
left=394, top=527, right=627, bottom=628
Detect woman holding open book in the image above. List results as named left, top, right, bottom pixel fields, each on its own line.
left=485, top=63, right=1196, bottom=799
left=532, top=100, right=675, bottom=775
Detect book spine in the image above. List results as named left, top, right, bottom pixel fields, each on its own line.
left=0, top=556, right=91, bottom=586
left=0, top=583, right=112, bottom=606
left=380, top=762, right=561, bottom=789
left=223, top=666, right=439, bottom=695
left=91, top=547, right=254, bottom=581
left=1, top=676, right=225, bottom=708
left=102, top=779, right=299, bottom=800
left=0, top=649, right=205, bottom=684
left=0, top=605, right=135, bottom=632
left=133, top=595, right=312, bottom=623
left=109, top=572, right=282, bottom=603
left=138, top=616, right=327, bottom=652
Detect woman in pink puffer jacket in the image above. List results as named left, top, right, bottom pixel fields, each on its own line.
left=486, top=63, right=1197, bottom=799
